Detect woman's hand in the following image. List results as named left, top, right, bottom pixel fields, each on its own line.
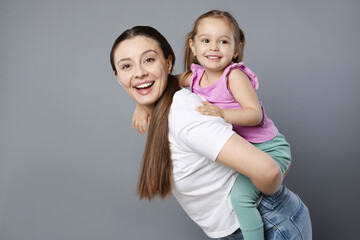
left=132, top=104, right=151, bottom=135
left=196, top=101, right=224, bottom=118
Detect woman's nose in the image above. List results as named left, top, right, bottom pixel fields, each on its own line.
left=134, top=65, right=147, bottom=78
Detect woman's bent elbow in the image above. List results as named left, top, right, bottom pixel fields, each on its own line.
left=253, top=161, right=282, bottom=195
left=260, top=163, right=282, bottom=195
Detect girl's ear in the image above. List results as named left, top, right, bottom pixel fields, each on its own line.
left=189, top=39, right=196, bottom=56
left=166, top=55, right=173, bottom=74
left=233, top=43, right=242, bottom=59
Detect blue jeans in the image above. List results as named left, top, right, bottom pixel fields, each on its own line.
left=217, top=186, right=312, bottom=240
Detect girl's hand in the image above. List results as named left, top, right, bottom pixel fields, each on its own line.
left=132, top=105, right=151, bottom=135
left=196, top=101, right=224, bottom=118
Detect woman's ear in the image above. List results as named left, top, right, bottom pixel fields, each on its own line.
left=166, top=55, right=173, bottom=74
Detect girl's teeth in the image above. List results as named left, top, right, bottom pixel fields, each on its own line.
left=207, top=56, right=220, bottom=59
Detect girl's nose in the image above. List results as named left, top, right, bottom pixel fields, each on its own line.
left=210, top=42, right=219, bottom=51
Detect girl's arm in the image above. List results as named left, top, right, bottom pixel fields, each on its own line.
left=132, top=103, right=151, bottom=134
left=196, top=69, right=263, bottom=126
left=216, top=133, right=282, bottom=195
left=176, top=71, right=192, bottom=87
left=132, top=72, right=191, bottom=134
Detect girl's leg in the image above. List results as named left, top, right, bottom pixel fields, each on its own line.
left=252, top=132, right=292, bottom=176
left=230, top=173, right=264, bottom=240
left=220, top=185, right=312, bottom=240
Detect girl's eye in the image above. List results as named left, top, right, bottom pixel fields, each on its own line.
left=201, top=39, right=209, bottom=43
left=220, top=40, right=228, bottom=44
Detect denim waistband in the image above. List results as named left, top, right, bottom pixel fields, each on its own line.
left=259, top=185, right=289, bottom=210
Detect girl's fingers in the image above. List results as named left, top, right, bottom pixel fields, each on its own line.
left=136, top=121, right=144, bottom=134
left=196, top=102, right=220, bottom=117
left=135, top=121, right=141, bottom=133
left=141, top=120, right=147, bottom=134
left=133, top=116, right=150, bottom=134
left=132, top=119, right=136, bottom=129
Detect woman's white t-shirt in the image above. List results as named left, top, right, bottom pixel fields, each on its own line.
left=168, top=88, right=240, bottom=238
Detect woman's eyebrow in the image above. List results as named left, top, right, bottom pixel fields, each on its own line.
left=117, top=57, right=131, bottom=65
left=142, top=49, right=158, bottom=56
left=117, top=49, right=158, bottom=65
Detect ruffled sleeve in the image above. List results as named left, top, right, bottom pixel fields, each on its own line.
left=190, top=64, right=204, bottom=90
left=223, top=62, right=259, bottom=90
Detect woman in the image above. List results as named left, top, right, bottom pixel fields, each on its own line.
left=110, top=26, right=312, bottom=239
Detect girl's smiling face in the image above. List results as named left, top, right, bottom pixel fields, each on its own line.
left=113, top=36, right=172, bottom=108
left=190, top=17, right=239, bottom=74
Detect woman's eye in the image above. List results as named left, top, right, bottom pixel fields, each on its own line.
left=144, top=57, right=155, bottom=63
left=121, top=64, right=131, bottom=70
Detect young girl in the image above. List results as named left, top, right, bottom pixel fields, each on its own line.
left=133, top=10, right=292, bottom=240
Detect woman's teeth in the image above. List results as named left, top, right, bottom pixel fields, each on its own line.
left=136, top=82, right=154, bottom=89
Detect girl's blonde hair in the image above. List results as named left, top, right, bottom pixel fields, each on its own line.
left=183, top=10, right=246, bottom=72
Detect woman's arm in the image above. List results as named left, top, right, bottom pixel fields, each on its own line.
left=174, top=89, right=280, bottom=194
left=216, top=133, right=282, bottom=195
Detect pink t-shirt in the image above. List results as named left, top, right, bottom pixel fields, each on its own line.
left=190, top=62, right=278, bottom=143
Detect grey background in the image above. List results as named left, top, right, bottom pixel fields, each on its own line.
left=1, top=0, right=359, bottom=239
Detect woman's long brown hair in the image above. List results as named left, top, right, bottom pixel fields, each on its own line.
left=137, top=75, right=180, bottom=200
left=110, top=26, right=180, bottom=200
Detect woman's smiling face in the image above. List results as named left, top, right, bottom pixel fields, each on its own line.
left=113, top=36, right=172, bottom=108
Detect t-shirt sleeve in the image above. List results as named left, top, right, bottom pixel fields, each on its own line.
left=179, top=118, right=235, bottom=161
left=170, top=89, right=235, bottom=161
